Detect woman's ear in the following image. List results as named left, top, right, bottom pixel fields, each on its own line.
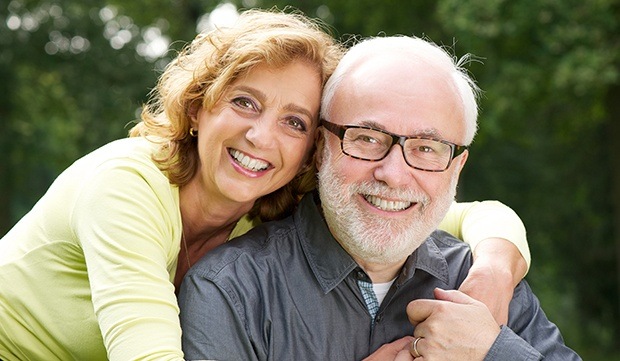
left=188, top=102, right=201, bottom=128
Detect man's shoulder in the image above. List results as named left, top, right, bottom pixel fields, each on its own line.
left=428, top=229, right=472, bottom=252
left=413, top=230, right=473, bottom=287
left=187, top=217, right=299, bottom=281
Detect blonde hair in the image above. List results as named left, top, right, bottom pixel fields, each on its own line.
left=130, top=8, right=343, bottom=221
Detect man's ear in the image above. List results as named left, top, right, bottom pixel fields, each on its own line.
left=454, top=149, right=469, bottom=176
left=314, top=130, right=325, bottom=171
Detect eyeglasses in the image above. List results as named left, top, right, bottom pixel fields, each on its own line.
left=321, top=119, right=468, bottom=172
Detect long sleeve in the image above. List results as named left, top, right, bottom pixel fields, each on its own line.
left=484, top=281, right=582, bottom=361
left=74, top=156, right=184, bottom=360
left=179, top=270, right=259, bottom=361
left=438, top=201, right=531, bottom=269
left=484, top=327, right=543, bottom=361
left=0, top=138, right=185, bottom=360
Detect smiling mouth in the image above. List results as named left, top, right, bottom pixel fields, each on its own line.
left=228, top=149, right=271, bottom=172
left=363, top=194, right=413, bottom=211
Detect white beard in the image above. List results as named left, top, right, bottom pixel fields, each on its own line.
left=318, top=145, right=458, bottom=265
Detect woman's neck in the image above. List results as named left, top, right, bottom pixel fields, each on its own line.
left=179, top=180, right=254, bottom=245
left=174, top=178, right=257, bottom=291
left=173, top=221, right=238, bottom=291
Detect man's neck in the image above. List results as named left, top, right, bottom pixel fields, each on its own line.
left=355, top=257, right=407, bottom=283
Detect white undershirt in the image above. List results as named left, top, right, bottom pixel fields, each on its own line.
left=373, top=279, right=396, bottom=305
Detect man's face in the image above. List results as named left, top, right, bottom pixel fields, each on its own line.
left=317, top=54, right=469, bottom=266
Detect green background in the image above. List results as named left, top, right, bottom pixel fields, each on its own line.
left=2, top=0, right=618, bottom=359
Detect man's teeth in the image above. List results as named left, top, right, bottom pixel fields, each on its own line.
left=364, top=195, right=412, bottom=211
left=229, top=149, right=269, bottom=171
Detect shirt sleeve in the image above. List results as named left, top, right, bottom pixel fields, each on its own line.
left=179, top=269, right=259, bottom=361
left=484, top=281, right=582, bottom=361
left=438, top=201, right=531, bottom=269
left=73, top=160, right=184, bottom=360
left=484, top=326, right=542, bottom=361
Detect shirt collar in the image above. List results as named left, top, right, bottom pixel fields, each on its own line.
left=294, top=193, right=358, bottom=293
left=397, top=233, right=450, bottom=286
left=294, top=192, right=450, bottom=293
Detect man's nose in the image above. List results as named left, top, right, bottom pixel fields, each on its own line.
left=373, top=145, right=413, bottom=188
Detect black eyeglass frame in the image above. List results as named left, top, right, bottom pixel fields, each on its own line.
left=321, top=119, right=469, bottom=172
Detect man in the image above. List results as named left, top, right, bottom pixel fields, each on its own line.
left=179, top=36, right=580, bottom=360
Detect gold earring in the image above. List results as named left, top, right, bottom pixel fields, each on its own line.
left=189, top=128, right=198, bottom=137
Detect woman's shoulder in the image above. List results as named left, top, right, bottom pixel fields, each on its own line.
left=56, top=137, right=175, bottom=207
left=88, top=137, right=160, bottom=163
left=63, top=137, right=164, bottom=178
left=228, top=214, right=261, bottom=240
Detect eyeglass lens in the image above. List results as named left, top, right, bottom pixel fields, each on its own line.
left=342, top=127, right=453, bottom=171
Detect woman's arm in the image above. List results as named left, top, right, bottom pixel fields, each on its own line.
left=75, top=161, right=184, bottom=360
left=439, top=201, right=529, bottom=324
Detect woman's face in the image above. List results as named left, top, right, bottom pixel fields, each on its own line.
left=191, top=60, right=322, bottom=206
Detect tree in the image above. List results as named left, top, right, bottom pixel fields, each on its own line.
left=436, top=1, right=619, bottom=357
left=0, top=0, right=215, bottom=234
left=2, top=0, right=618, bottom=359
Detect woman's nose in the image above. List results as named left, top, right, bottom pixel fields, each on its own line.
left=245, top=117, right=277, bottom=149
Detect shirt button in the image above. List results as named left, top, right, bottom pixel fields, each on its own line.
left=356, top=270, right=365, bottom=279
left=375, top=314, right=382, bottom=322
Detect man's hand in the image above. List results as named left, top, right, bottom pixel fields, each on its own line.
left=363, top=336, right=415, bottom=361
left=407, top=288, right=500, bottom=361
left=460, top=237, right=528, bottom=324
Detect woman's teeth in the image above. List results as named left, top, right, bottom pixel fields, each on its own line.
left=229, top=149, right=269, bottom=171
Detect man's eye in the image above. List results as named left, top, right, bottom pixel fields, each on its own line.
left=418, top=145, right=434, bottom=153
left=357, top=135, right=381, bottom=144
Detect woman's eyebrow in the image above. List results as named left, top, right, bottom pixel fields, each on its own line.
left=230, top=85, right=267, bottom=103
left=283, top=103, right=314, bottom=120
left=232, top=85, right=314, bottom=120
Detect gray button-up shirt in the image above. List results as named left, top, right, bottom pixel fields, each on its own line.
left=179, top=193, right=581, bottom=361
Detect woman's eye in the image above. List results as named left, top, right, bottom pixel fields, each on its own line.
left=285, top=117, right=308, bottom=132
left=231, top=97, right=258, bottom=111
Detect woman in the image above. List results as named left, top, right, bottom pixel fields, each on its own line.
left=0, top=8, right=528, bottom=361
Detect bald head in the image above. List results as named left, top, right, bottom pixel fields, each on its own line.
left=321, top=36, right=479, bottom=145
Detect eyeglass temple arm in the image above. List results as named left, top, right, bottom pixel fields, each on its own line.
left=320, top=120, right=346, bottom=138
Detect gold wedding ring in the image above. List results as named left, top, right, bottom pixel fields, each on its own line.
left=411, top=336, right=423, bottom=358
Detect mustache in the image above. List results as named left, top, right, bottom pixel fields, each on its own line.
left=350, top=181, right=430, bottom=207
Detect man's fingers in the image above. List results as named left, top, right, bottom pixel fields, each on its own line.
left=433, top=287, right=477, bottom=304
left=387, top=336, right=415, bottom=352
left=395, top=349, right=415, bottom=361
left=362, top=336, right=414, bottom=361
left=406, top=299, right=437, bottom=326
left=408, top=288, right=480, bottom=327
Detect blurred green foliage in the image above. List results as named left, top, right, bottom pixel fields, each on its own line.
left=1, top=0, right=618, bottom=359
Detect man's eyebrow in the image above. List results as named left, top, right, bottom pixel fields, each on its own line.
left=415, top=128, right=442, bottom=138
left=359, top=120, right=386, bottom=130
left=358, top=120, right=442, bottom=138
left=231, top=85, right=314, bottom=120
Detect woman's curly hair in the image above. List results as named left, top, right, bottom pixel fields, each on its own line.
left=129, top=8, right=344, bottom=221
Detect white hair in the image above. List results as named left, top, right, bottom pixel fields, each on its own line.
left=320, top=36, right=480, bottom=145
